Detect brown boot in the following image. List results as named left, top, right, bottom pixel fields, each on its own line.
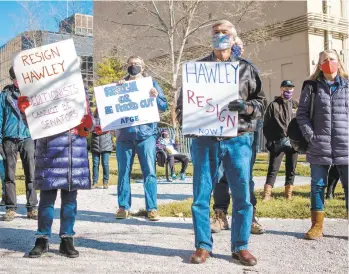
left=210, top=209, right=229, bottom=233
left=285, top=185, right=294, bottom=200
left=190, top=248, right=210, bottom=264
left=232, top=250, right=257, bottom=266
left=262, top=184, right=272, bottom=201
left=304, top=211, right=324, bottom=240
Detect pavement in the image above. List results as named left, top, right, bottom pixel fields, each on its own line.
left=0, top=176, right=348, bottom=274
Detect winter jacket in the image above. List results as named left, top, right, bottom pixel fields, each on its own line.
left=91, top=109, right=113, bottom=153
left=34, top=91, right=93, bottom=191
left=0, top=85, right=31, bottom=143
left=116, top=79, right=168, bottom=141
left=296, top=75, right=348, bottom=165
left=176, top=52, right=267, bottom=134
left=263, top=96, right=298, bottom=142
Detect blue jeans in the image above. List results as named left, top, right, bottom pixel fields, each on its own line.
left=310, top=164, right=348, bottom=211
left=0, top=158, right=5, bottom=195
left=36, top=189, right=77, bottom=237
left=116, top=135, right=157, bottom=211
left=191, top=134, right=253, bottom=252
left=92, top=152, right=111, bottom=184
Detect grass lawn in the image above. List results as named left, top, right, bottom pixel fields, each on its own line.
left=157, top=184, right=347, bottom=219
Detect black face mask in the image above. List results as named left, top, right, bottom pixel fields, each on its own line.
left=127, top=65, right=142, bottom=76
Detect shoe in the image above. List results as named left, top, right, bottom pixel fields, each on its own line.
left=211, top=209, right=229, bottom=233
left=232, top=250, right=257, bottom=266
left=27, top=209, right=38, bottom=220
left=91, top=184, right=97, bottom=189
left=115, top=208, right=129, bottom=219
left=251, top=221, right=265, bottom=234
left=59, top=237, right=79, bottom=258
left=190, top=248, right=210, bottom=264
left=3, top=208, right=16, bottom=221
left=262, top=184, right=272, bottom=201
left=325, top=192, right=334, bottom=200
left=0, top=195, right=5, bottom=206
left=179, top=173, right=186, bottom=181
left=171, top=173, right=177, bottom=180
left=29, top=238, right=49, bottom=258
left=285, top=185, right=294, bottom=200
left=147, top=210, right=160, bottom=221
left=304, top=210, right=324, bottom=240
left=103, top=184, right=108, bottom=189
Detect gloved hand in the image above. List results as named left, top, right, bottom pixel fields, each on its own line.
left=94, top=125, right=103, bottom=135
left=18, top=96, right=30, bottom=113
left=228, top=99, right=252, bottom=114
left=0, top=144, right=6, bottom=160
left=77, top=115, right=93, bottom=137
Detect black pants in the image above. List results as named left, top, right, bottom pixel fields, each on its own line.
left=326, top=165, right=340, bottom=197
left=213, top=131, right=258, bottom=214
left=265, top=148, right=298, bottom=187
left=168, top=154, right=189, bottom=174
left=3, top=138, right=37, bottom=210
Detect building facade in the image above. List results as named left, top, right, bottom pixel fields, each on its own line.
left=94, top=0, right=348, bottom=103
left=0, top=14, right=94, bottom=89
left=59, top=13, right=93, bottom=37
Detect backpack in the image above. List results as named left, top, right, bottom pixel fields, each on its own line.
left=287, top=80, right=316, bottom=153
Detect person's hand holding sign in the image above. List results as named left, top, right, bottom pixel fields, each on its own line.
left=228, top=99, right=253, bottom=115
left=149, top=88, right=158, bottom=97
left=18, top=96, right=31, bottom=113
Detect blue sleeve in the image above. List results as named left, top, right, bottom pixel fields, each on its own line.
left=153, top=80, right=168, bottom=112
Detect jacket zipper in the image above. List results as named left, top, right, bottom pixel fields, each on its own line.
left=68, top=130, right=72, bottom=191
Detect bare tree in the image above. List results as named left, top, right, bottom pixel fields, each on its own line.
left=95, top=1, right=276, bottom=126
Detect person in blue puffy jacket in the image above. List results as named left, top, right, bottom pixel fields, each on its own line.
left=20, top=88, right=94, bottom=258
left=115, top=56, right=168, bottom=221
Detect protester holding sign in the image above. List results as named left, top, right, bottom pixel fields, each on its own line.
left=176, top=20, right=266, bottom=266
left=296, top=49, right=348, bottom=240
left=0, top=66, right=38, bottom=221
left=23, top=88, right=94, bottom=258
left=115, top=56, right=168, bottom=221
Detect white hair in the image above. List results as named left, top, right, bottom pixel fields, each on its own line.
left=212, top=20, right=237, bottom=38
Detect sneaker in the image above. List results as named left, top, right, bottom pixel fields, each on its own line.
left=3, top=208, right=16, bottom=221
left=115, top=208, right=129, bottom=219
left=103, top=184, right=108, bottom=189
left=147, top=210, right=160, bottom=221
left=27, top=209, right=38, bottom=220
left=251, top=221, right=265, bottom=234
left=171, top=173, right=177, bottom=180
left=210, top=209, right=229, bottom=233
left=179, top=173, right=186, bottom=181
left=91, top=184, right=97, bottom=189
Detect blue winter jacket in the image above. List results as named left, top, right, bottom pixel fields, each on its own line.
left=0, top=85, right=31, bottom=143
left=34, top=90, right=92, bottom=191
left=116, top=79, right=168, bottom=141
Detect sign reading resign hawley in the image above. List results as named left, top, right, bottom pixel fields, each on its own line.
left=182, top=62, right=239, bottom=137
left=94, top=77, right=160, bottom=131
left=13, top=39, right=86, bottom=140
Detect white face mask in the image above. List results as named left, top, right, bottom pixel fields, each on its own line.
left=212, top=33, right=231, bottom=50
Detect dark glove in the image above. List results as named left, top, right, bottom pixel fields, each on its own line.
left=228, top=99, right=253, bottom=114
left=0, top=144, right=6, bottom=160
left=274, top=137, right=292, bottom=154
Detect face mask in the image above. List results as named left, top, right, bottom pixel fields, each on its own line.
left=127, top=65, right=142, bottom=76
left=321, top=60, right=338, bottom=74
left=232, top=45, right=242, bottom=57
left=282, top=90, right=293, bottom=100
left=212, top=33, right=231, bottom=50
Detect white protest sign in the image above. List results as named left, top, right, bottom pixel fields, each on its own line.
left=182, top=62, right=239, bottom=137
left=94, top=77, right=160, bottom=131
left=13, top=39, right=86, bottom=140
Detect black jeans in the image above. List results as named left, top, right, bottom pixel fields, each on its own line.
left=213, top=132, right=258, bottom=214
left=265, top=148, right=298, bottom=187
left=326, top=165, right=340, bottom=196
left=3, top=138, right=37, bottom=210
left=168, top=154, right=189, bottom=174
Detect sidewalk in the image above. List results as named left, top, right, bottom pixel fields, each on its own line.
left=0, top=176, right=347, bottom=273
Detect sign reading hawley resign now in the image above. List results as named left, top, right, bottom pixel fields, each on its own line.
left=94, top=77, right=160, bottom=131
left=182, top=62, right=239, bottom=137
left=13, top=39, right=86, bottom=140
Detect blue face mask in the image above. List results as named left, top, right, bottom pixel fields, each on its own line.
left=212, top=33, right=231, bottom=50
left=232, top=45, right=242, bottom=57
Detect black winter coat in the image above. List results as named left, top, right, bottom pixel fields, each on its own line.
left=91, top=110, right=113, bottom=153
